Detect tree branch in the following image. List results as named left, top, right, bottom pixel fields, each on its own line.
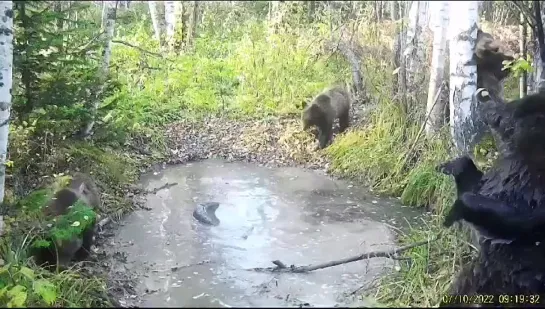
left=511, top=1, right=536, bottom=29
left=247, top=238, right=434, bottom=273
left=111, top=40, right=167, bottom=59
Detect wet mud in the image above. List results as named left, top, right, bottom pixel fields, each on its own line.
left=106, top=159, right=423, bottom=307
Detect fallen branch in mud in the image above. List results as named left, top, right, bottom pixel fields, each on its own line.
left=248, top=238, right=434, bottom=273
left=152, top=260, right=212, bottom=273
left=146, top=182, right=178, bottom=194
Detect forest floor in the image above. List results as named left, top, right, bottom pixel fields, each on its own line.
left=93, top=97, right=379, bottom=306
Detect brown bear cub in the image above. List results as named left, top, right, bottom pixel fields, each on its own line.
left=35, top=173, right=102, bottom=269
left=301, top=85, right=352, bottom=149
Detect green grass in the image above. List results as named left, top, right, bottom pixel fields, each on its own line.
left=4, top=4, right=515, bottom=306
left=325, top=99, right=475, bottom=306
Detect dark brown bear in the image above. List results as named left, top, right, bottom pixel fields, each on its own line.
left=34, top=173, right=101, bottom=268
left=301, top=85, right=352, bottom=149
left=475, top=29, right=515, bottom=98
left=440, top=90, right=545, bottom=307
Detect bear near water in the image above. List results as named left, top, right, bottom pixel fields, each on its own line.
left=34, top=173, right=102, bottom=269
left=301, top=85, right=353, bottom=149
left=440, top=90, right=545, bottom=307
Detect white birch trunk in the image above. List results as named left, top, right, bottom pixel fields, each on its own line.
left=268, top=1, right=284, bottom=38
left=101, top=0, right=106, bottom=28
left=164, top=1, right=176, bottom=49
left=0, top=0, right=13, bottom=206
left=390, top=1, right=398, bottom=21
left=405, top=1, right=429, bottom=89
left=148, top=1, right=162, bottom=43
left=449, top=1, right=479, bottom=154
left=425, top=1, right=449, bottom=135
left=520, top=12, right=527, bottom=98
left=185, top=1, right=199, bottom=48
left=532, top=5, right=545, bottom=94
left=81, top=1, right=116, bottom=137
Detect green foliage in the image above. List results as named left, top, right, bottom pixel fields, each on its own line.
left=401, top=164, right=455, bottom=210
left=374, top=217, right=473, bottom=307
left=13, top=1, right=120, bottom=136
left=503, top=57, right=533, bottom=78
left=0, top=237, right=108, bottom=307
left=107, top=17, right=348, bottom=135
left=15, top=189, right=53, bottom=213
left=7, top=1, right=520, bottom=307
left=326, top=100, right=455, bottom=210
left=43, top=201, right=97, bottom=247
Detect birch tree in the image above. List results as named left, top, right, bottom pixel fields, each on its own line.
left=148, top=1, right=162, bottom=44
left=390, top=0, right=398, bottom=21
left=164, top=1, right=176, bottom=50
left=81, top=0, right=116, bottom=137
left=533, top=1, right=545, bottom=93
left=405, top=1, right=430, bottom=98
left=449, top=1, right=479, bottom=153
left=185, top=1, right=199, bottom=48
left=0, top=0, right=13, bottom=205
left=520, top=12, right=527, bottom=98
left=308, top=1, right=315, bottom=22
left=425, top=1, right=449, bottom=135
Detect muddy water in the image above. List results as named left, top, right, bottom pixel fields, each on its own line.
left=108, top=159, right=423, bottom=307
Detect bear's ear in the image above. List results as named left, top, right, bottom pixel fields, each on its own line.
left=301, top=100, right=308, bottom=109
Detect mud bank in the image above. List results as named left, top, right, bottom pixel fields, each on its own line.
left=106, top=159, right=424, bottom=307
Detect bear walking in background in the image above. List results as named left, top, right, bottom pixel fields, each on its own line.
left=301, top=85, right=352, bottom=149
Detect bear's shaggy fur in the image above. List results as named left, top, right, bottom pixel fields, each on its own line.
left=437, top=155, right=483, bottom=197
left=33, top=173, right=101, bottom=269
left=440, top=91, right=545, bottom=307
left=301, top=85, right=352, bottom=149
left=475, top=29, right=515, bottom=98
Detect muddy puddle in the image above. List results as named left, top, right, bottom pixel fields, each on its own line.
left=107, top=159, right=424, bottom=307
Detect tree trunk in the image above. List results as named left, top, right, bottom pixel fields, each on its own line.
left=533, top=1, right=545, bottom=93
left=405, top=1, right=428, bottom=105
left=164, top=1, right=176, bottom=50
left=0, top=0, right=13, bottom=205
left=390, top=1, right=398, bottom=21
left=449, top=1, right=479, bottom=154
left=425, top=1, right=449, bottom=135
left=15, top=1, right=34, bottom=117
left=101, top=0, right=106, bottom=28
left=520, top=12, right=527, bottom=98
left=268, top=1, right=282, bottom=36
left=148, top=1, right=162, bottom=45
left=308, top=1, right=315, bottom=22
left=81, top=1, right=116, bottom=138
left=54, top=1, right=63, bottom=31
left=185, top=1, right=199, bottom=48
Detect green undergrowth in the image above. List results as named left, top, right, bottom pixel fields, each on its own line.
left=373, top=217, right=474, bottom=307
left=325, top=98, right=476, bottom=306
left=14, top=177, right=97, bottom=252
left=0, top=234, right=108, bottom=307
left=109, top=19, right=350, bottom=131
left=2, top=121, right=147, bottom=307
left=1, top=173, right=110, bottom=307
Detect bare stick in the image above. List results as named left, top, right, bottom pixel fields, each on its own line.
left=145, top=182, right=178, bottom=194
left=248, top=238, right=433, bottom=273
